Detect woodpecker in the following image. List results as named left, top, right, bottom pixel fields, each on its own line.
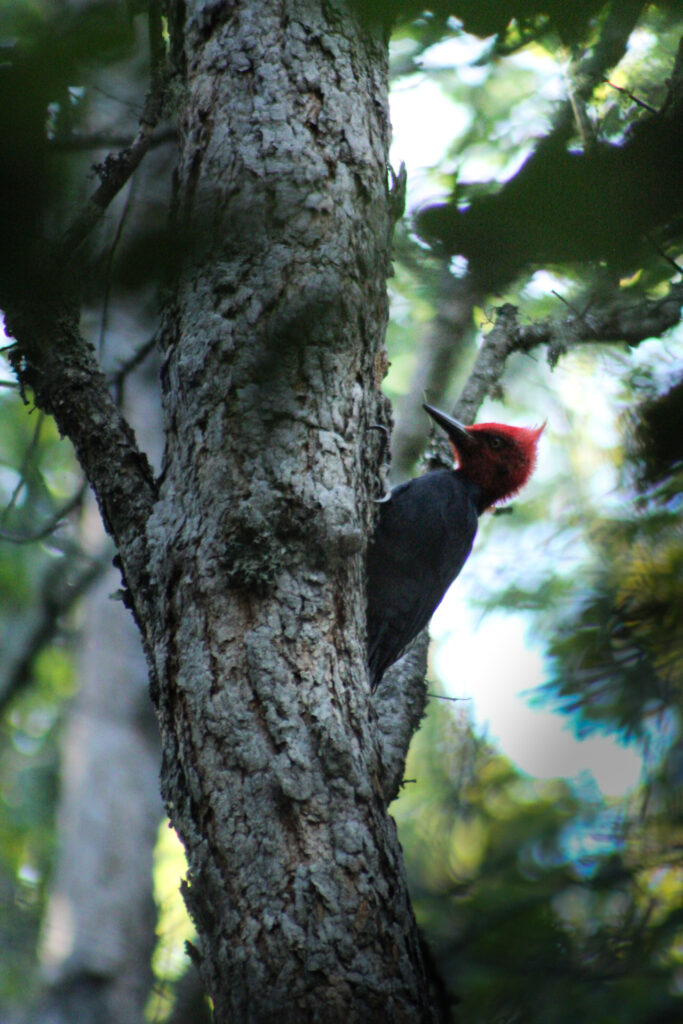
left=367, top=403, right=544, bottom=689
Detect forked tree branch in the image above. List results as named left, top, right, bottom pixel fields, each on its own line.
left=4, top=302, right=157, bottom=628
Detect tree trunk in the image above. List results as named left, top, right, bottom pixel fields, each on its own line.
left=142, top=1, right=436, bottom=1020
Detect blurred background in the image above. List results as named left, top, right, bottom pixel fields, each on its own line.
left=1, top=1, right=682, bottom=1022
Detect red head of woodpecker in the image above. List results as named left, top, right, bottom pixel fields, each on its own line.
left=423, top=403, right=545, bottom=511
left=367, top=403, right=543, bottom=688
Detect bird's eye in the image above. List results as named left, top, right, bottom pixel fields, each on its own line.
left=489, top=436, right=503, bottom=449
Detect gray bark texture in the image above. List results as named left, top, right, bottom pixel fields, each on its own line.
left=141, top=2, right=436, bottom=1021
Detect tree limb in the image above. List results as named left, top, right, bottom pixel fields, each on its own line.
left=0, top=547, right=109, bottom=713
left=58, top=72, right=169, bottom=261
left=0, top=483, right=87, bottom=545
left=49, top=126, right=176, bottom=152
left=4, top=303, right=157, bottom=629
left=430, top=283, right=683, bottom=465
left=375, top=634, right=430, bottom=803
left=1, top=34, right=171, bottom=625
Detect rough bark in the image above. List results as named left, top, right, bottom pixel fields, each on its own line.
left=3, top=2, right=681, bottom=1021
left=141, top=2, right=436, bottom=1020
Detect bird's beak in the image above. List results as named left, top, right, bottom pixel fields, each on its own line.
left=423, top=403, right=476, bottom=446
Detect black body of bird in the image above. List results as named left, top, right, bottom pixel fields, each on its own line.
left=367, top=404, right=543, bottom=689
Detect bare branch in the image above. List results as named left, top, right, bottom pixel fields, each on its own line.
left=0, top=411, right=45, bottom=528
left=107, top=332, right=160, bottom=399
left=58, top=73, right=169, bottom=260
left=0, top=33, right=171, bottom=626
left=0, top=547, right=109, bottom=713
left=0, top=483, right=87, bottom=545
left=462, top=283, right=683, bottom=411
left=374, top=633, right=430, bottom=804
left=4, top=301, right=157, bottom=628
left=645, top=235, right=683, bottom=275
left=49, top=126, right=176, bottom=152
left=606, top=80, right=658, bottom=114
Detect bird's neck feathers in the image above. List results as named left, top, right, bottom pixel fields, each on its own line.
left=451, top=422, right=544, bottom=510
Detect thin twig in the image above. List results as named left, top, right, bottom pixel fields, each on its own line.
left=427, top=693, right=471, bottom=702
left=0, top=412, right=44, bottom=528
left=606, top=80, right=658, bottom=114
left=0, top=483, right=87, bottom=545
left=98, top=176, right=139, bottom=358
left=643, top=234, right=683, bottom=275
left=0, top=547, right=110, bottom=712
left=551, top=289, right=583, bottom=317
left=107, top=332, right=160, bottom=398
left=49, top=126, right=176, bottom=152
left=58, top=71, right=169, bottom=261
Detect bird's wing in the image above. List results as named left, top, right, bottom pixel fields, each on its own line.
left=367, top=472, right=479, bottom=687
